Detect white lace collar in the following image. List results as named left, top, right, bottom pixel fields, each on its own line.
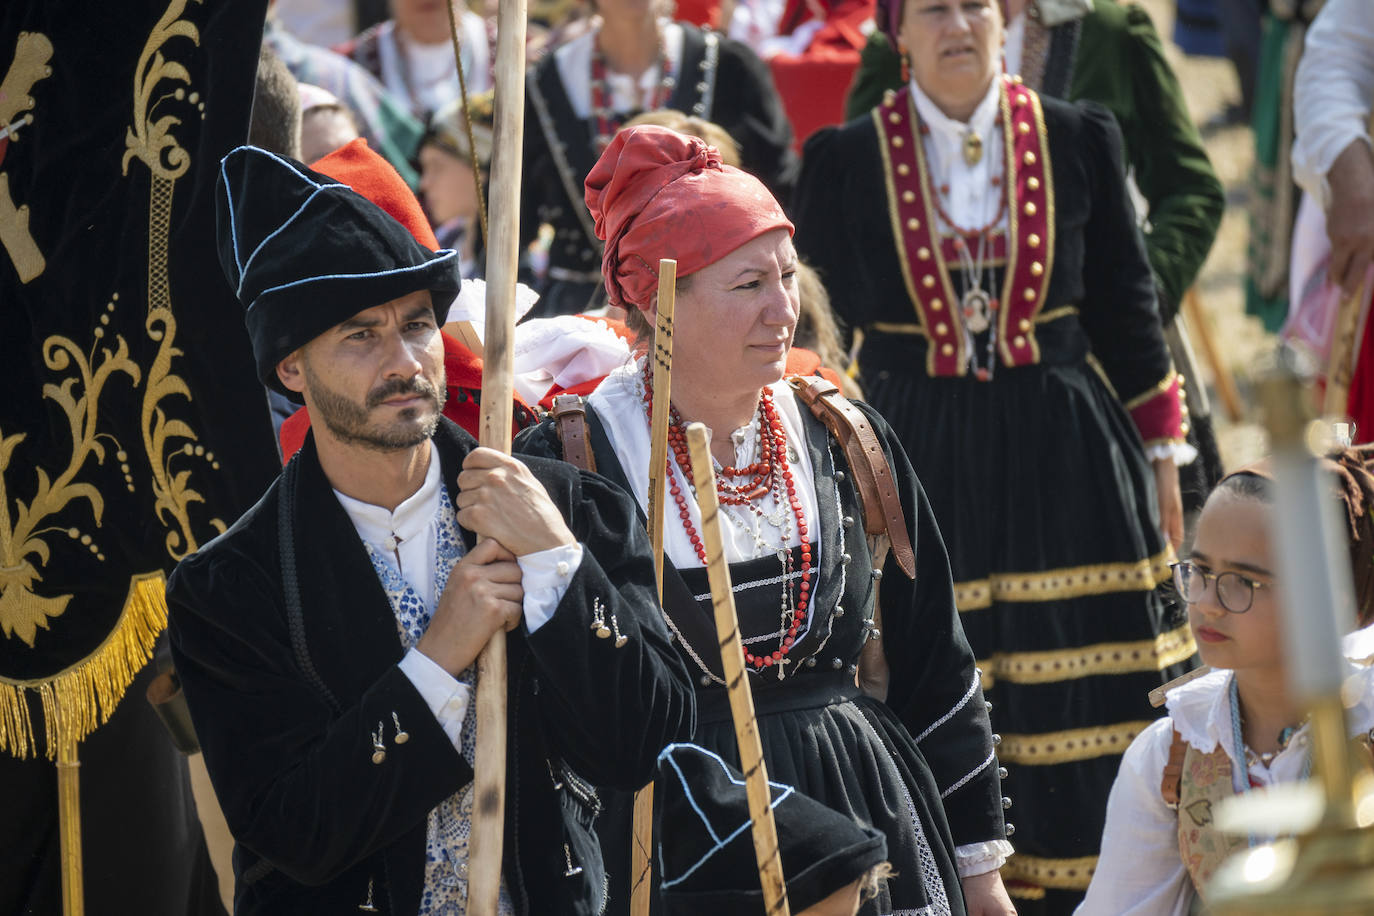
left=1164, top=663, right=1374, bottom=767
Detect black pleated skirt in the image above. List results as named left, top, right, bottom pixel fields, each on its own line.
left=859, top=341, right=1193, bottom=913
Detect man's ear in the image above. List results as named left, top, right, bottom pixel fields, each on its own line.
left=277, top=349, right=307, bottom=395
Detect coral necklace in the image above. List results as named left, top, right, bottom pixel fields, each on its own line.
left=642, top=362, right=813, bottom=670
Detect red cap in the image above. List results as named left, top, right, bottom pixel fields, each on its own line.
left=312, top=137, right=441, bottom=251
left=585, top=125, right=792, bottom=310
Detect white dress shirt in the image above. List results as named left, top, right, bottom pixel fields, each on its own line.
left=908, top=77, right=1008, bottom=236
left=375, top=16, right=492, bottom=116
left=334, top=450, right=583, bottom=750
left=588, top=359, right=819, bottom=570
left=1292, top=0, right=1374, bottom=210
left=1077, top=663, right=1374, bottom=916
left=553, top=20, right=686, bottom=120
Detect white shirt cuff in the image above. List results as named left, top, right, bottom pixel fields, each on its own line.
left=1145, top=441, right=1198, bottom=466
left=398, top=647, right=471, bottom=751
left=518, top=542, right=584, bottom=633
left=955, top=839, right=1014, bottom=878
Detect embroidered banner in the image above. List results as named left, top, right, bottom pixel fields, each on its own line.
left=0, top=0, right=277, bottom=758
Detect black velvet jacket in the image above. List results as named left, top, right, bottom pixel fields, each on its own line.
left=168, top=418, right=695, bottom=915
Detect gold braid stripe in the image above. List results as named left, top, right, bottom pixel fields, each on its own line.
left=868, top=322, right=927, bottom=336
left=1123, top=370, right=1179, bottom=411
left=974, top=622, right=1196, bottom=689
left=868, top=306, right=1076, bottom=339
left=998, top=720, right=1152, bottom=766
left=1035, top=305, right=1079, bottom=324
left=1002, top=853, right=1098, bottom=891
left=954, top=548, right=1173, bottom=612
left=0, top=573, right=167, bottom=758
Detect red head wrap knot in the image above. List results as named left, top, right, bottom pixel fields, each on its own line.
left=585, top=124, right=793, bottom=310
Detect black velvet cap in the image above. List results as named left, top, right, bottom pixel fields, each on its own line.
left=214, top=145, right=463, bottom=393
left=657, top=743, right=888, bottom=915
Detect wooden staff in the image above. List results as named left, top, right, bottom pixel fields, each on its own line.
left=1323, top=277, right=1373, bottom=420
left=685, top=422, right=791, bottom=916
left=57, top=720, right=83, bottom=916
left=469, top=0, right=528, bottom=907
left=647, top=259, right=677, bottom=597
left=1181, top=289, right=1244, bottom=424
left=630, top=259, right=678, bottom=915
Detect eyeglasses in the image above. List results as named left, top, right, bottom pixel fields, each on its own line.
left=1170, top=560, right=1272, bottom=614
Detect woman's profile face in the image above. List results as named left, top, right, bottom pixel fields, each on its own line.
left=897, top=0, right=1003, bottom=115
left=1186, top=490, right=1283, bottom=673
left=669, top=228, right=800, bottom=400
left=418, top=144, right=479, bottom=227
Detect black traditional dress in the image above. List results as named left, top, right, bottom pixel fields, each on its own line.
left=794, top=78, right=1195, bottom=913
left=520, top=20, right=798, bottom=318
left=517, top=365, right=1009, bottom=916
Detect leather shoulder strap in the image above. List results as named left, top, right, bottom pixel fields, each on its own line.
left=788, top=376, right=916, bottom=579
left=552, top=394, right=597, bottom=474
left=1160, top=727, right=1187, bottom=808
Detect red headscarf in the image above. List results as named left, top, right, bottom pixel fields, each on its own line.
left=312, top=138, right=442, bottom=251
left=585, top=125, right=793, bottom=310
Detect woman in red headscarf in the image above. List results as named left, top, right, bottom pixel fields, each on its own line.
left=518, top=124, right=1015, bottom=916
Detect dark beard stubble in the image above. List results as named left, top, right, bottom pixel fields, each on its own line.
left=304, top=359, right=448, bottom=452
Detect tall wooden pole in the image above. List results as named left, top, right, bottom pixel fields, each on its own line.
left=57, top=724, right=84, bottom=916
left=646, top=259, right=677, bottom=599
left=630, top=259, right=677, bottom=915
left=684, top=423, right=791, bottom=916
left=469, top=0, right=527, bottom=907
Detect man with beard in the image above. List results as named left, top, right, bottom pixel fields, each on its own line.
left=166, top=144, right=694, bottom=915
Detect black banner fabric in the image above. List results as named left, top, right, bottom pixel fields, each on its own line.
left=0, top=0, right=278, bottom=757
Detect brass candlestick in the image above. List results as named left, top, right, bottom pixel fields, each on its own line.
left=1209, top=348, right=1374, bottom=914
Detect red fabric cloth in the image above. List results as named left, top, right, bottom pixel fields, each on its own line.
left=278, top=331, right=531, bottom=463
left=1126, top=372, right=1186, bottom=447
left=769, top=51, right=862, bottom=150
left=311, top=138, right=441, bottom=251
left=674, top=0, right=720, bottom=26
left=585, top=125, right=793, bottom=310
left=1348, top=288, right=1374, bottom=446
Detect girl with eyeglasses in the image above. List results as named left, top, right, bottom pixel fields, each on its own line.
left=1077, top=446, right=1374, bottom=916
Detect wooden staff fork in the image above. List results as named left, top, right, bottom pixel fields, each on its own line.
left=630, top=259, right=677, bottom=916
left=685, top=422, right=792, bottom=916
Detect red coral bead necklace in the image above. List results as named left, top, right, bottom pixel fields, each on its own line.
left=641, top=361, right=813, bottom=670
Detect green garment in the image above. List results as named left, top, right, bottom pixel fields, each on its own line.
left=1245, top=14, right=1306, bottom=332
left=842, top=1, right=1224, bottom=318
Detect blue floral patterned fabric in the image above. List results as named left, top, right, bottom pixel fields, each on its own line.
left=362, top=484, right=515, bottom=915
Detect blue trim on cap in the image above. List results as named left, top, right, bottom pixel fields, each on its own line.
left=236, top=183, right=350, bottom=298
left=220, top=145, right=352, bottom=283
left=248, top=248, right=461, bottom=308
left=656, top=742, right=794, bottom=890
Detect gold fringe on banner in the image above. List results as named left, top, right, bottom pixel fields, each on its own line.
left=0, top=572, right=167, bottom=760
